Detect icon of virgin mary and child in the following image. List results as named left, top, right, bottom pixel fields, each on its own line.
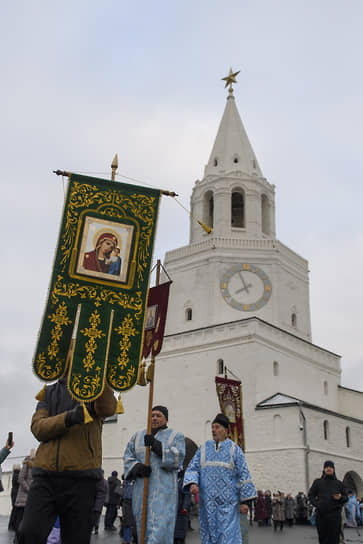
left=83, top=231, right=121, bottom=276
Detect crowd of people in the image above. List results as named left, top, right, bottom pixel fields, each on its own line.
left=0, top=379, right=362, bottom=544
left=247, top=489, right=311, bottom=530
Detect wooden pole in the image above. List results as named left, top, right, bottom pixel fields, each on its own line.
left=139, top=260, right=161, bottom=544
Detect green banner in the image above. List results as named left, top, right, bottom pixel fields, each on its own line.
left=33, top=173, right=160, bottom=401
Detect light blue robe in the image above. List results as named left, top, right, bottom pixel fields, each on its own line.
left=346, top=494, right=361, bottom=527
left=123, top=428, right=185, bottom=544
left=184, top=439, right=256, bottom=544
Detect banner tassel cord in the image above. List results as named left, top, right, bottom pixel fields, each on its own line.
left=116, top=393, right=124, bottom=414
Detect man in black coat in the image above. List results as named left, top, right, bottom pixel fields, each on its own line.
left=308, top=460, right=348, bottom=544
left=104, top=471, right=121, bottom=531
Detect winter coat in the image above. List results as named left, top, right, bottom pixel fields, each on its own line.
left=272, top=497, right=285, bottom=521
left=308, top=474, right=347, bottom=516
left=285, top=497, right=295, bottom=519
left=295, top=493, right=307, bottom=520
left=255, top=492, right=267, bottom=521
left=93, top=476, right=108, bottom=512
left=0, top=447, right=10, bottom=465
left=264, top=494, right=272, bottom=518
left=11, top=469, right=20, bottom=506
left=15, top=461, right=33, bottom=507
left=31, top=379, right=116, bottom=477
left=174, top=475, right=191, bottom=540
left=106, top=475, right=121, bottom=505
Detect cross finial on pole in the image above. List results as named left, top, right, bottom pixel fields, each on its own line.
left=111, top=154, right=118, bottom=181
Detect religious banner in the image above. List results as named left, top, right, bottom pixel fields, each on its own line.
left=215, top=376, right=245, bottom=450
left=33, top=173, right=160, bottom=402
left=142, top=281, right=171, bottom=359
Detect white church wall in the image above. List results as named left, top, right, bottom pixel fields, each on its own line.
left=338, top=386, right=363, bottom=419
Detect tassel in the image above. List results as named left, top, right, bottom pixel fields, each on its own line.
left=146, top=361, right=154, bottom=383
left=81, top=402, right=93, bottom=424
left=116, top=393, right=124, bottom=414
left=35, top=385, right=47, bottom=401
left=197, top=220, right=212, bottom=234
left=137, top=362, right=147, bottom=386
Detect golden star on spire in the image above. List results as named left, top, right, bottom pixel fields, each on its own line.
left=222, top=67, right=240, bottom=94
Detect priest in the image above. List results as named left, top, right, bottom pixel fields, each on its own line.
left=123, top=405, right=185, bottom=544
left=184, top=413, right=256, bottom=544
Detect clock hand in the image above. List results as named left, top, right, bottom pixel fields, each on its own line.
left=235, top=272, right=252, bottom=294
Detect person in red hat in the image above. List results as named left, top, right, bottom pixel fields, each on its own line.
left=83, top=232, right=118, bottom=273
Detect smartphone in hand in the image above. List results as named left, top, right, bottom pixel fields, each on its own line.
left=7, top=432, right=13, bottom=448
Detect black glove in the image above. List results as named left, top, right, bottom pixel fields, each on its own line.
left=144, top=434, right=155, bottom=447
left=65, top=405, right=84, bottom=427
left=132, top=463, right=152, bottom=478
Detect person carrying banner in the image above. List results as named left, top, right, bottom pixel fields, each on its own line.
left=123, top=405, right=185, bottom=544
left=184, top=413, right=256, bottom=544
left=17, top=375, right=117, bottom=544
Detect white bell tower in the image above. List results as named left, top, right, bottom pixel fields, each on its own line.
left=190, top=80, right=275, bottom=243
left=164, top=71, right=312, bottom=341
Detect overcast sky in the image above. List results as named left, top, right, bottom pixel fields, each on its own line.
left=1, top=1, right=362, bottom=461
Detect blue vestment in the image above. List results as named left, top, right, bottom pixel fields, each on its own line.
left=123, top=428, right=185, bottom=544
left=346, top=495, right=361, bottom=526
left=184, top=439, right=256, bottom=544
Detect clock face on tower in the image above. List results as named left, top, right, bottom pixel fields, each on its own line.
left=220, top=263, right=272, bottom=311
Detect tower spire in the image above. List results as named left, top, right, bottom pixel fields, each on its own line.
left=204, top=70, right=262, bottom=178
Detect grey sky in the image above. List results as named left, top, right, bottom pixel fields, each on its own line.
left=1, top=1, right=362, bottom=460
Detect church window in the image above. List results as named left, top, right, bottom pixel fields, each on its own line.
left=217, top=359, right=224, bottom=374
left=233, top=156, right=239, bottom=164
left=261, top=194, right=270, bottom=235
left=214, top=158, right=218, bottom=167
left=203, top=191, right=214, bottom=228
left=273, top=414, right=282, bottom=441
left=291, top=313, right=297, bottom=328
left=323, top=420, right=329, bottom=440
left=273, top=361, right=279, bottom=376
left=185, top=308, right=192, bottom=321
left=324, top=381, right=328, bottom=395
left=252, top=158, right=257, bottom=169
left=231, top=191, right=245, bottom=228
left=346, top=426, right=351, bottom=448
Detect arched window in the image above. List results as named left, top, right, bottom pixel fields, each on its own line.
left=273, top=361, right=279, bottom=377
left=273, top=414, right=282, bottom=441
left=324, top=381, right=328, bottom=395
left=213, top=158, right=218, bottom=167
left=217, top=359, right=224, bottom=374
left=261, top=194, right=270, bottom=235
left=185, top=308, right=192, bottom=321
left=323, top=420, right=329, bottom=440
left=203, top=191, right=214, bottom=229
left=231, top=191, right=245, bottom=228
left=346, top=427, right=351, bottom=448
left=291, top=313, right=297, bottom=328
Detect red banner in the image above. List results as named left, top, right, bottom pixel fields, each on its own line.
left=215, top=376, right=245, bottom=451
left=142, top=281, right=171, bottom=358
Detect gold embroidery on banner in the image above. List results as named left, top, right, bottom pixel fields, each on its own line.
left=80, top=311, right=105, bottom=372
left=34, top=352, right=63, bottom=380
left=51, top=275, right=144, bottom=318
left=47, top=302, right=72, bottom=360
left=70, top=366, right=102, bottom=400
left=114, top=314, right=138, bottom=369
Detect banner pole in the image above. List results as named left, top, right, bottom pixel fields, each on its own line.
left=139, top=260, right=161, bottom=544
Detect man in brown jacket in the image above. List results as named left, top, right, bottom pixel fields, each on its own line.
left=18, top=376, right=116, bottom=544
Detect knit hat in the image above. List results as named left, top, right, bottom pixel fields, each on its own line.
left=112, top=470, right=118, bottom=477
left=152, top=405, right=168, bottom=420
left=323, top=460, right=335, bottom=469
left=212, top=413, right=230, bottom=429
